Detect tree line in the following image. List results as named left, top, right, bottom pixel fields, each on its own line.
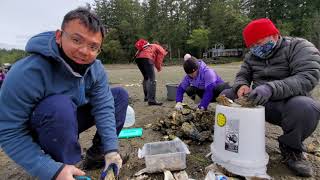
left=0, top=49, right=28, bottom=65
left=94, top=0, right=320, bottom=63
left=1, top=0, right=319, bottom=64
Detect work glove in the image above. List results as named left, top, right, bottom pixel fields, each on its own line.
left=175, top=102, right=183, bottom=111
left=196, top=105, right=205, bottom=111
left=248, top=85, right=272, bottom=105
left=103, top=152, right=122, bottom=176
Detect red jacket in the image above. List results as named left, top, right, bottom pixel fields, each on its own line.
left=136, top=44, right=167, bottom=72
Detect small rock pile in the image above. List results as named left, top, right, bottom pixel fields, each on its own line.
left=153, top=108, right=215, bottom=142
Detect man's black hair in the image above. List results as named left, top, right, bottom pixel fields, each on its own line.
left=62, top=7, right=105, bottom=39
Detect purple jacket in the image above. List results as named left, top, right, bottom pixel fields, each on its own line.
left=176, top=60, right=224, bottom=109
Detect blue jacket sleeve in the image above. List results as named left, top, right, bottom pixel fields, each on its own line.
left=0, top=63, right=63, bottom=180
left=88, top=63, right=118, bottom=153
left=199, top=83, right=215, bottom=109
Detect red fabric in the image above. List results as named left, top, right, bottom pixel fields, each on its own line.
left=135, top=39, right=148, bottom=50
left=243, top=18, right=279, bottom=48
left=136, top=44, right=167, bottom=72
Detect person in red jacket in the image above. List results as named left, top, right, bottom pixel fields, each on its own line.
left=134, top=39, right=167, bottom=105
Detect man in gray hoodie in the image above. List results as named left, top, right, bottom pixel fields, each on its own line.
left=222, top=18, right=320, bottom=177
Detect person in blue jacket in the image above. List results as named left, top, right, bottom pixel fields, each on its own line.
left=0, top=8, right=128, bottom=180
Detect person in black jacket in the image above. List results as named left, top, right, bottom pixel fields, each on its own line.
left=221, top=18, right=320, bottom=177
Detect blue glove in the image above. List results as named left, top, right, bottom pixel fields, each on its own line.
left=248, top=85, right=272, bottom=105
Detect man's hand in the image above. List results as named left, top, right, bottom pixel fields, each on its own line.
left=104, top=152, right=122, bottom=176
left=237, top=85, right=251, bottom=97
left=175, top=102, right=183, bottom=111
left=56, top=165, right=85, bottom=180
left=248, top=85, right=272, bottom=105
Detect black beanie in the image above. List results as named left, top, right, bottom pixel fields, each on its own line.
left=183, top=58, right=199, bottom=74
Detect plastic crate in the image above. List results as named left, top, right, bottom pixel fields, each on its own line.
left=138, top=138, right=190, bottom=172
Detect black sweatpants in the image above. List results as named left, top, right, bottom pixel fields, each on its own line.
left=185, top=82, right=231, bottom=102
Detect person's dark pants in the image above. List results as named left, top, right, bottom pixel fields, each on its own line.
left=135, top=58, right=158, bottom=103
left=185, top=82, right=231, bottom=102
left=222, top=88, right=320, bottom=152
left=30, top=87, right=129, bottom=164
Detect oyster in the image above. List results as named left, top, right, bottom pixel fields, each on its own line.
left=216, top=95, right=233, bottom=106
left=234, top=95, right=256, bottom=107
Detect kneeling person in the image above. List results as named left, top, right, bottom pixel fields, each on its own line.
left=0, top=8, right=128, bottom=180
left=175, top=57, right=230, bottom=110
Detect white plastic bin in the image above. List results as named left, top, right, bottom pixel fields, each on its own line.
left=138, top=138, right=190, bottom=173
left=124, top=105, right=135, bottom=127
left=211, top=104, right=270, bottom=178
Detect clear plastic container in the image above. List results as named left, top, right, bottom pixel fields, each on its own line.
left=138, top=138, right=190, bottom=173
left=124, top=105, right=135, bottom=127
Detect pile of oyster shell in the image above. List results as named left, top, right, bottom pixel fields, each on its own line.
left=153, top=107, right=215, bottom=142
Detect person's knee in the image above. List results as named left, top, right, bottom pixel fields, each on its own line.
left=286, top=96, right=320, bottom=115
left=284, top=96, right=320, bottom=129
left=35, top=95, right=75, bottom=111
left=32, top=95, right=77, bottom=127
left=185, top=86, right=197, bottom=97
left=219, top=88, right=237, bottom=100
left=148, top=80, right=156, bottom=85
left=111, top=87, right=129, bottom=104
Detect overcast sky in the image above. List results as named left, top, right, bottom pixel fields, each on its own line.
left=0, top=0, right=94, bottom=50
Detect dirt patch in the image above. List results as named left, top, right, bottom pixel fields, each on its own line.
left=0, top=63, right=319, bottom=180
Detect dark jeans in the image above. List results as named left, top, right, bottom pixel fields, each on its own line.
left=222, top=88, right=320, bottom=152
left=185, top=82, right=231, bottom=102
left=135, top=58, right=158, bottom=102
left=30, top=87, right=128, bottom=164
left=135, top=58, right=155, bottom=82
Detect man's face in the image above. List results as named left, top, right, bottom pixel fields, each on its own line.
left=55, top=19, right=103, bottom=65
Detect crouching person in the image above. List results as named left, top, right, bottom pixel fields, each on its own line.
left=221, top=18, right=320, bottom=177
left=0, top=8, right=128, bottom=180
left=175, top=56, right=230, bottom=110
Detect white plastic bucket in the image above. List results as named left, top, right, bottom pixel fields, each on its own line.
left=211, top=104, right=270, bottom=178
left=124, top=105, right=135, bottom=127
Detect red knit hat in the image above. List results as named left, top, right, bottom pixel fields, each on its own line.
left=242, top=18, right=279, bottom=48
left=135, top=39, right=149, bottom=50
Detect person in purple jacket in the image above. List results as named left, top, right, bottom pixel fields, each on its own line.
left=175, top=56, right=230, bottom=110
left=0, top=68, right=5, bottom=88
